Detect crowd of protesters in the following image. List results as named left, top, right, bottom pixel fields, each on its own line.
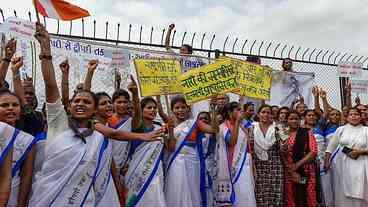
left=0, top=22, right=366, bottom=207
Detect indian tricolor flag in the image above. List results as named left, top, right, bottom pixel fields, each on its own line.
left=34, top=0, right=90, bottom=21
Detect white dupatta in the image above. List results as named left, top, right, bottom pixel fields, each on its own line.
left=166, top=119, right=197, bottom=171
left=125, top=124, right=165, bottom=207
left=252, top=122, right=276, bottom=161
left=8, top=130, right=38, bottom=207
left=0, top=122, right=17, bottom=167
left=215, top=124, right=234, bottom=205
left=165, top=119, right=208, bottom=207
left=337, top=125, right=368, bottom=200
left=29, top=130, right=111, bottom=207
left=111, top=118, right=132, bottom=176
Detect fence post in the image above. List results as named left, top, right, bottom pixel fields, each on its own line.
left=339, top=77, right=347, bottom=107
left=214, top=49, right=220, bottom=59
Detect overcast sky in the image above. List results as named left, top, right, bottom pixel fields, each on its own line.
left=1, top=0, right=368, bottom=61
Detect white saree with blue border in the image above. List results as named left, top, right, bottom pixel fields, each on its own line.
left=165, top=119, right=208, bottom=207
left=219, top=123, right=256, bottom=207
left=29, top=130, right=119, bottom=207
left=125, top=124, right=166, bottom=207
left=0, top=122, right=17, bottom=175
left=7, top=129, right=38, bottom=207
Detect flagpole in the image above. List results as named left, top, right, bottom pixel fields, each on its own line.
left=33, top=0, right=41, bottom=23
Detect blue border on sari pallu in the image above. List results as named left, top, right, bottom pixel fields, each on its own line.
left=223, top=129, right=236, bottom=204
left=95, top=172, right=113, bottom=205
left=130, top=147, right=164, bottom=207
left=12, top=134, right=39, bottom=177
left=35, top=132, right=47, bottom=141
left=80, top=138, right=109, bottom=206
left=324, top=127, right=337, bottom=140
left=204, top=135, right=216, bottom=159
left=49, top=144, right=89, bottom=206
left=232, top=143, right=248, bottom=185
left=166, top=121, right=198, bottom=171
left=112, top=118, right=129, bottom=129
left=330, top=146, right=340, bottom=163
left=94, top=138, right=113, bottom=205
left=0, top=129, right=18, bottom=167
left=127, top=127, right=156, bottom=176
left=313, top=127, right=324, bottom=137
left=320, top=146, right=340, bottom=176
left=243, top=120, right=253, bottom=129
left=197, top=132, right=208, bottom=207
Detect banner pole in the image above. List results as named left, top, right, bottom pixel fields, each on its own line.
left=33, top=0, right=41, bottom=23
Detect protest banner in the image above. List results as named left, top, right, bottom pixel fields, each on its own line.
left=269, top=71, right=315, bottom=107
left=351, top=79, right=368, bottom=94
left=0, top=17, right=212, bottom=110
left=134, top=59, right=182, bottom=96
left=219, top=57, right=272, bottom=100
left=0, top=17, right=36, bottom=40
left=179, top=59, right=238, bottom=104
left=338, top=62, right=362, bottom=78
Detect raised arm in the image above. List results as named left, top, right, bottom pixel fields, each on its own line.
left=0, top=39, right=16, bottom=89
left=10, top=56, right=26, bottom=106
left=319, top=89, right=332, bottom=117
left=164, top=24, right=175, bottom=51
left=59, top=60, right=70, bottom=107
left=34, top=22, right=59, bottom=103
left=165, top=116, right=176, bottom=153
left=155, top=95, right=169, bottom=123
left=345, top=82, right=352, bottom=108
left=210, top=102, right=219, bottom=135
left=83, top=59, right=98, bottom=91
left=312, top=86, right=322, bottom=117
left=115, top=70, right=121, bottom=91
left=127, top=76, right=141, bottom=129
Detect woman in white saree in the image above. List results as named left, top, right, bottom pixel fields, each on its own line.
left=324, top=107, right=368, bottom=207
left=165, top=95, right=218, bottom=207
left=217, top=102, right=256, bottom=207
left=124, top=96, right=167, bottom=207
left=0, top=122, right=15, bottom=206
left=93, top=92, right=164, bottom=206
left=29, top=23, right=162, bottom=207
left=0, top=39, right=38, bottom=207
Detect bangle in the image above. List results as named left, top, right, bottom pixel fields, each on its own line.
left=39, top=54, right=52, bottom=60
left=2, top=58, right=11, bottom=63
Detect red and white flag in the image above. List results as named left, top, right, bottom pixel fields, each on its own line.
left=34, top=0, right=90, bottom=21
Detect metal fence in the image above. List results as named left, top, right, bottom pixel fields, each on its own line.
left=1, top=8, right=367, bottom=110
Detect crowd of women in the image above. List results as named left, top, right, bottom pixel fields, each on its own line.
left=0, top=22, right=367, bottom=207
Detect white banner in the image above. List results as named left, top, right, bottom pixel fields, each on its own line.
left=268, top=71, right=315, bottom=108
left=338, top=62, right=362, bottom=78
left=351, top=79, right=368, bottom=94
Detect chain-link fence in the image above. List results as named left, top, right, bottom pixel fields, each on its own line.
left=1, top=8, right=367, bottom=110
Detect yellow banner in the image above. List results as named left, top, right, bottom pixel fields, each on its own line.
left=134, top=59, right=182, bottom=96
left=178, top=59, right=238, bottom=104
left=219, top=57, right=272, bottom=100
